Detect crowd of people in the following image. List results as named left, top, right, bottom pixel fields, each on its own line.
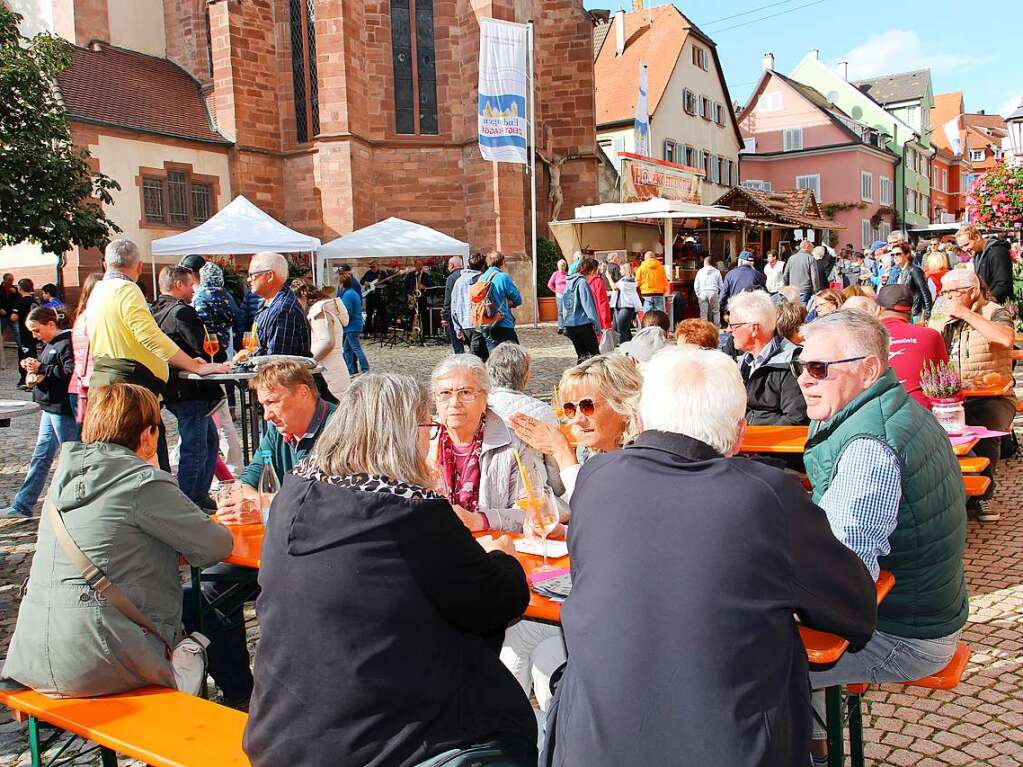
left=0, top=224, right=1016, bottom=766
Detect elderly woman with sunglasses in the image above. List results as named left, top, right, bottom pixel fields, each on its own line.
left=429, top=354, right=548, bottom=533
left=509, top=355, right=643, bottom=504
left=501, top=354, right=643, bottom=719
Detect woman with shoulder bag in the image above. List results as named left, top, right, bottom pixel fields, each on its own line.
left=2, top=384, right=232, bottom=697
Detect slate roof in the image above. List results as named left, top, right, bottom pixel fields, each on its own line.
left=56, top=42, right=230, bottom=145
left=853, top=69, right=930, bottom=105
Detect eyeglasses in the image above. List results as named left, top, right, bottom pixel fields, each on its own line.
left=562, top=398, right=597, bottom=418
left=727, top=321, right=753, bottom=331
left=419, top=421, right=441, bottom=439
left=247, top=269, right=273, bottom=281
left=791, top=356, right=868, bottom=380
left=435, top=388, right=483, bottom=402
left=943, top=287, right=972, bottom=297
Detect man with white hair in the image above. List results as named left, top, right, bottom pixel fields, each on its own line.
left=543, top=346, right=875, bottom=767
left=248, top=251, right=311, bottom=357
left=728, top=290, right=807, bottom=425
left=796, top=310, right=968, bottom=761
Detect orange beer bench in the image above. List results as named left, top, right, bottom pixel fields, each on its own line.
left=0, top=684, right=249, bottom=767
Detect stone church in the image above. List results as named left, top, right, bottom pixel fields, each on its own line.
left=6, top=0, right=600, bottom=310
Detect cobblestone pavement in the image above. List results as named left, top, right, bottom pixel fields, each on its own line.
left=1, top=327, right=1021, bottom=765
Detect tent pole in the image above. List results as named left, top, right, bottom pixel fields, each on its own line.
left=527, top=20, right=539, bottom=328
left=151, top=252, right=157, bottom=300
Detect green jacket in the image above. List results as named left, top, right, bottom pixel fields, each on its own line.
left=804, top=369, right=968, bottom=639
left=2, top=442, right=232, bottom=697
left=240, top=400, right=336, bottom=488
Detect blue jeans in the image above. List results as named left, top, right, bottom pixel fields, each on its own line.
left=641, top=295, right=665, bottom=313
left=11, top=411, right=80, bottom=515
left=166, top=400, right=219, bottom=508
left=343, top=331, right=369, bottom=374
left=809, top=628, right=960, bottom=737
left=555, top=293, right=565, bottom=329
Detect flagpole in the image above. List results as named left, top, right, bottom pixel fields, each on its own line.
left=527, top=19, right=538, bottom=327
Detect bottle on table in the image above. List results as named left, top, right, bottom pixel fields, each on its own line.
left=257, top=450, right=279, bottom=525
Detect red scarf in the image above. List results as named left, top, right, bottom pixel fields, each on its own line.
left=436, top=421, right=485, bottom=512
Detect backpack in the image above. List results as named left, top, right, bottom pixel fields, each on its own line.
left=470, top=273, right=503, bottom=327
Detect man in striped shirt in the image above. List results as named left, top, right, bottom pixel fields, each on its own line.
left=248, top=252, right=311, bottom=358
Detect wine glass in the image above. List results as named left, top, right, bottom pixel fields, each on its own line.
left=517, top=492, right=561, bottom=570
left=203, top=335, right=220, bottom=362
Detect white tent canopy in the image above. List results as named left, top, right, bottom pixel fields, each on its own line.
left=317, top=217, right=469, bottom=282
left=151, top=195, right=321, bottom=256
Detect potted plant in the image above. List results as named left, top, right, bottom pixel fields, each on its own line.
left=920, top=360, right=965, bottom=433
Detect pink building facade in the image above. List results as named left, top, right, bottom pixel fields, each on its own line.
left=738, top=70, right=899, bottom=249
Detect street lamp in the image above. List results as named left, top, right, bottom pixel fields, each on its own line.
left=1007, top=99, right=1023, bottom=166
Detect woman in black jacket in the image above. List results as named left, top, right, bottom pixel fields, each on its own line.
left=244, top=372, right=536, bottom=767
left=2, top=307, right=79, bottom=519
left=891, top=242, right=933, bottom=321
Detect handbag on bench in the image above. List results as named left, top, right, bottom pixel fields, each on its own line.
left=45, top=499, right=210, bottom=696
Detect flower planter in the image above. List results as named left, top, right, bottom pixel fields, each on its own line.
left=538, top=296, right=559, bottom=323
left=929, top=396, right=966, bottom=434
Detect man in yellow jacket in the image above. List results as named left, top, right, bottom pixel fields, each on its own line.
left=85, top=239, right=229, bottom=469
left=635, top=250, right=668, bottom=313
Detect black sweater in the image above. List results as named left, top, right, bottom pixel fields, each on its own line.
left=32, top=330, right=74, bottom=415
left=244, top=474, right=536, bottom=767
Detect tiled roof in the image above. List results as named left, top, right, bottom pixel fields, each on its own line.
left=594, top=6, right=690, bottom=125
left=714, top=187, right=843, bottom=230
left=56, top=42, right=230, bottom=145
left=963, top=113, right=1007, bottom=135
left=931, top=92, right=964, bottom=153
left=592, top=20, right=610, bottom=60
left=853, top=69, right=930, bottom=105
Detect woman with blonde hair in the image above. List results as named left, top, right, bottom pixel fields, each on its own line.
left=3, top=384, right=232, bottom=696
left=809, top=288, right=845, bottom=320
left=244, top=373, right=536, bottom=767
left=503, top=354, right=642, bottom=716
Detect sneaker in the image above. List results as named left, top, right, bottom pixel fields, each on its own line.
left=1, top=506, right=31, bottom=519
left=978, top=508, right=1001, bottom=523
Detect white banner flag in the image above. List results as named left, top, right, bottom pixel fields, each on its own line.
left=943, top=117, right=962, bottom=156
left=634, top=63, right=650, bottom=157
left=478, top=18, right=529, bottom=164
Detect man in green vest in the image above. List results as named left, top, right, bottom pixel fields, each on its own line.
left=794, top=309, right=968, bottom=762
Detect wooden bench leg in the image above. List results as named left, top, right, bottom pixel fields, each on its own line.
left=847, top=692, right=865, bottom=767
left=825, top=686, right=845, bottom=767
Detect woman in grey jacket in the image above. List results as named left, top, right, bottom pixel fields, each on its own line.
left=2, top=384, right=233, bottom=698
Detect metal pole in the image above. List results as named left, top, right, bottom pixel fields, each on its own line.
left=527, top=20, right=539, bottom=327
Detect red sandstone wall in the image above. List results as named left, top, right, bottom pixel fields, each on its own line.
left=163, top=0, right=213, bottom=87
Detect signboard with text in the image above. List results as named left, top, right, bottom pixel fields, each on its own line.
left=620, top=153, right=704, bottom=204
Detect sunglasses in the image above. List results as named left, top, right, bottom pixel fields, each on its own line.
left=790, top=356, right=868, bottom=380
left=562, top=398, right=597, bottom=418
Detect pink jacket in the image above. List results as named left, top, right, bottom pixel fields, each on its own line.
left=547, top=270, right=567, bottom=295
left=69, top=316, right=92, bottom=396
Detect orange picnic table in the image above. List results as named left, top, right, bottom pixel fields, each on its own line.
left=739, top=424, right=980, bottom=458
left=961, top=381, right=1014, bottom=398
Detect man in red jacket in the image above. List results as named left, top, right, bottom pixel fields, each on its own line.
left=877, top=284, right=948, bottom=407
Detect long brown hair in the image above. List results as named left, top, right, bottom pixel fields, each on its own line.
left=74, top=272, right=103, bottom=323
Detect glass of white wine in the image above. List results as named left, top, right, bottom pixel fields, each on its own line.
left=517, top=492, right=560, bottom=570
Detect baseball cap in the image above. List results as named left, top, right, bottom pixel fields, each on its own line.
left=179, top=254, right=206, bottom=273
left=869, top=240, right=886, bottom=252
left=738, top=250, right=754, bottom=263
left=876, top=285, right=913, bottom=312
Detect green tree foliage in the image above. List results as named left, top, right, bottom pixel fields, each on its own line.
left=0, top=7, right=121, bottom=257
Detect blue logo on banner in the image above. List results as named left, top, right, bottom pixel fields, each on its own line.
left=478, top=94, right=528, bottom=149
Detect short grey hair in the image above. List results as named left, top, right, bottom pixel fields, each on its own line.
left=105, top=239, right=140, bottom=269
left=308, top=373, right=432, bottom=487
left=727, top=290, right=777, bottom=332
left=801, top=309, right=890, bottom=368
left=640, top=347, right=747, bottom=455
left=777, top=285, right=800, bottom=304
left=812, top=246, right=826, bottom=258
left=448, top=256, right=463, bottom=269
left=486, top=343, right=530, bottom=392
left=431, top=353, right=491, bottom=394
left=250, top=251, right=289, bottom=280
